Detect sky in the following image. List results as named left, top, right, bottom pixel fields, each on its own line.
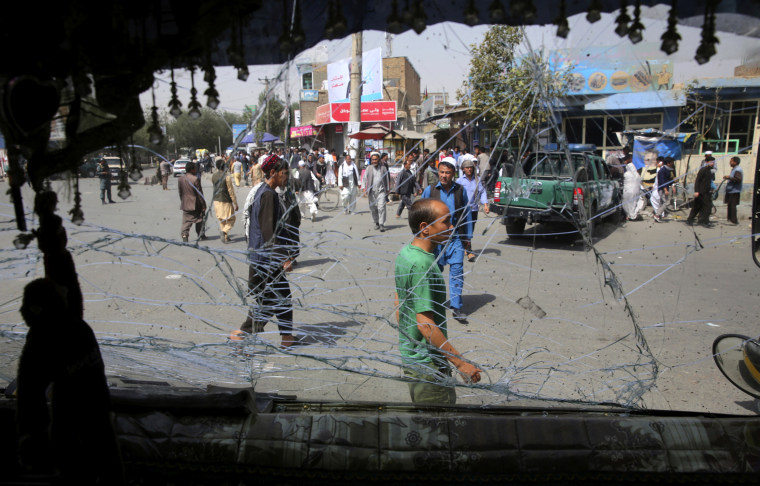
left=140, top=7, right=760, bottom=116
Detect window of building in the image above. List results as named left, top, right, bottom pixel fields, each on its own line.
left=585, top=117, right=605, bottom=147
left=681, top=99, right=758, bottom=154
left=302, top=72, right=313, bottom=90
left=566, top=118, right=584, bottom=144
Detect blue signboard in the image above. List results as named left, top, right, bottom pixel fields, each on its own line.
left=232, top=124, right=247, bottom=141
left=300, top=89, right=319, bottom=102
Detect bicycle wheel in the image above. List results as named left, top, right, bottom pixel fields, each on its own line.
left=670, top=184, right=687, bottom=211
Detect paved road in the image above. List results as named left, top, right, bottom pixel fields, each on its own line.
left=0, top=174, right=757, bottom=414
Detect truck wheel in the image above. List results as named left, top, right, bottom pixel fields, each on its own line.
left=506, top=218, right=526, bottom=237
left=87, top=169, right=96, bottom=178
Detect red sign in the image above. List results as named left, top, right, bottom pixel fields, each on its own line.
left=290, top=125, right=314, bottom=138
left=314, top=101, right=397, bottom=124
left=315, top=104, right=332, bottom=125
left=334, top=125, right=343, bottom=133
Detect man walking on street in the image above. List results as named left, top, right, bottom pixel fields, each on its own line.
left=364, top=152, right=390, bottom=231
left=160, top=158, right=173, bottom=190
left=421, top=160, right=471, bottom=321
left=394, top=153, right=421, bottom=218
left=457, top=159, right=489, bottom=261
left=723, top=156, right=743, bottom=225
left=394, top=198, right=482, bottom=404
left=178, top=161, right=207, bottom=242
left=338, top=153, right=360, bottom=214
left=687, top=156, right=715, bottom=227
left=211, top=157, right=238, bottom=244
left=654, top=157, right=675, bottom=222
left=231, top=155, right=297, bottom=349
left=232, top=155, right=243, bottom=187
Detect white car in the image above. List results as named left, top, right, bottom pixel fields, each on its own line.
left=173, top=159, right=190, bottom=177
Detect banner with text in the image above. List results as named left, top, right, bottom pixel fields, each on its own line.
left=314, top=101, right=397, bottom=125
left=326, top=47, right=383, bottom=103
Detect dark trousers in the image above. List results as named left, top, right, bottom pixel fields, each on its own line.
left=725, top=192, right=740, bottom=224
left=181, top=210, right=204, bottom=238
left=687, top=194, right=712, bottom=224
left=241, top=263, right=293, bottom=335
left=396, top=194, right=414, bottom=216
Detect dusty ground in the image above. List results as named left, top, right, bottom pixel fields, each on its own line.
left=1, top=174, right=757, bottom=415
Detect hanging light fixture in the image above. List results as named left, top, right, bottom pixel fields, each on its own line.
left=510, top=0, right=536, bottom=22
left=586, top=0, right=603, bottom=23
left=187, top=67, right=202, bottom=119
left=695, top=0, right=719, bottom=65
left=464, top=0, right=479, bottom=26
left=291, top=0, right=306, bottom=46
left=660, top=0, right=681, bottom=55
left=168, top=69, right=182, bottom=119
left=411, top=0, right=426, bottom=34
left=628, top=0, right=645, bottom=44
left=13, top=233, right=34, bottom=249
left=386, top=0, right=404, bottom=33
left=554, top=0, right=570, bottom=38
left=489, top=0, right=505, bottom=22
left=147, top=86, right=164, bottom=144
left=614, top=0, right=631, bottom=37
left=69, top=174, right=84, bottom=225
left=278, top=4, right=293, bottom=54
left=324, top=0, right=347, bottom=39
left=203, top=65, right=220, bottom=110
left=117, top=170, right=131, bottom=200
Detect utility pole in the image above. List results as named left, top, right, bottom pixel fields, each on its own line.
left=259, top=76, right=272, bottom=135
left=348, top=32, right=362, bottom=162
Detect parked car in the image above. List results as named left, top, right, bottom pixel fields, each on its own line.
left=491, top=144, right=622, bottom=239
left=102, top=157, right=123, bottom=181
left=173, top=159, right=190, bottom=177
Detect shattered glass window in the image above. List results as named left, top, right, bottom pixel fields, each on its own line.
left=1, top=10, right=759, bottom=415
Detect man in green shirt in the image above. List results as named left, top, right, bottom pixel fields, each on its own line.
left=394, top=198, right=482, bottom=404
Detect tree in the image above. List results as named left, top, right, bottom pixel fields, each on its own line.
left=254, top=92, right=287, bottom=139
left=457, top=26, right=568, bottom=142
left=132, top=108, right=253, bottom=157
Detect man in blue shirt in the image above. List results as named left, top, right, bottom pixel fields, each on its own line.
left=421, top=160, right=471, bottom=321
left=723, top=156, right=743, bottom=225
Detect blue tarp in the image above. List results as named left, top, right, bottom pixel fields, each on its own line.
left=632, top=138, right=682, bottom=169
left=239, top=132, right=279, bottom=144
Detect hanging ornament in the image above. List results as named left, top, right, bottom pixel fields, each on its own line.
left=628, top=0, right=645, bottom=44
left=554, top=0, right=570, bottom=38
left=187, top=67, right=202, bottom=119
left=203, top=65, right=220, bottom=109
left=489, top=0, right=505, bottom=22
left=147, top=86, right=164, bottom=144
left=386, top=0, right=404, bottom=34
left=69, top=173, right=85, bottom=225
left=695, top=0, right=719, bottom=65
left=168, top=69, right=182, bottom=118
left=117, top=170, right=131, bottom=200
left=510, top=0, right=536, bottom=22
left=660, top=0, right=681, bottom=55
left=614, top=0, right=631, bottom=37
left=586, top=0, right=603, bottom=23
left=411, top=0, right=426, bottom=34
left=464, top=0, right=479, bottom=26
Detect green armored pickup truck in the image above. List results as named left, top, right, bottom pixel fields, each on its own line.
left=491, top=145, right=623, bottom=238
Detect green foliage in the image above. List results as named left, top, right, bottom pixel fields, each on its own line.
left=457, top=26, right=568, bottom=137
left=254, top=93, right=287, bottom=138
left=133, top=108, right=251, bottom=156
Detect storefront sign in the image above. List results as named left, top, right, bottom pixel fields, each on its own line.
left=300, top=89, right=319, bottom=101
left=290, top=125, right=314, bottom=138
left=314, top=101, right=397, bottom=125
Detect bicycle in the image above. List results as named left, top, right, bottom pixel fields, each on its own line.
left=666, top=182, right=688, bottom=212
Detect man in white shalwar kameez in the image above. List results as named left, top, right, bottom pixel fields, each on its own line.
left=623, top=162, right=645, bottom=220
